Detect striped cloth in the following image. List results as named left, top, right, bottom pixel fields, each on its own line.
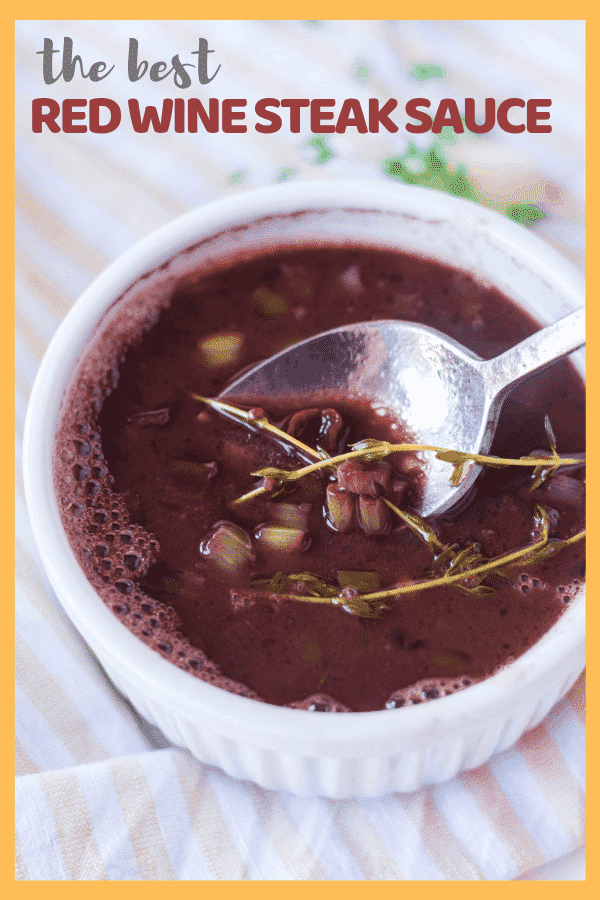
left=16, top=20, right=585, bottom=880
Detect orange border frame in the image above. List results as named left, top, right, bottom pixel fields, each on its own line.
left=10, top=5, right=591, bottom=890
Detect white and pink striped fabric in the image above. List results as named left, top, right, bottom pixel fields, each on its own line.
left=15, top=20, right=585, bottom=879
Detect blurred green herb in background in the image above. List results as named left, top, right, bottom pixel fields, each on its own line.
left=276, top=167, right=298, bottom=183
left=383, top=141, right=547, bottom=227
left=306, top=135, right=336, bottom=165
left=383, top=142, right=478, bottom=203
left=504, top=203, right=547, bottom=227
left=410, top=63, right=446, bottom=81
left=351, top=58, right=371, bottom=84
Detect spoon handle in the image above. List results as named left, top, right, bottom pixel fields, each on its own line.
left=481, top=306, right=585, bottom=401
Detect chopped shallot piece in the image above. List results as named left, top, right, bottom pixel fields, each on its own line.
left=127, top=408, right=170, bottom=427
left=326, top=484, right=354, bottom=532
left=286, top=408, right=320, bottom=437
left=200, top=521, right=254, bottom=574
left=199, top=332, right=243, bottom=367
left=229, top=590, right=257, bottom=611
left=218, top=438, right=266, bottom=472
left=544, top=474, right=585, bottom=507
left=164, top=459, right=217, bottom=501
left=340, top=264, right=363, bottom=293
left=267, top=502, right=312, bottom=529
left=317, top=409, right=344, bottom=454
left=284, top=407, right=344, bottom=454
left=253, top=524, right=311, bottom=553
left=357, top=496, right=389, bottom=535
left=336, top=459, right=392, bottom=497
left=390, top=474, right=410, bottom=505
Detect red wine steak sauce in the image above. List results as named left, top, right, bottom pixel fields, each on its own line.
left=54, top=247, right=585, bottom=712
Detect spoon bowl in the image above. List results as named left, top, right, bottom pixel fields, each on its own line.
left=222, top=308, right=585, bottom=517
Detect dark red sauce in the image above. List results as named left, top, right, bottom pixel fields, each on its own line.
left=56, top=247, right=585, bottom=712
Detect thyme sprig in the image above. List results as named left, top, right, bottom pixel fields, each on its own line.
left=238, top=438, right=585, bottom=505
left=385, top=496, right=515, bottom=596
left=192, top=396, right=585, bottom=505
left=256, top=508, right=585, bottom=614
left=243, top=507, right=585, bottom=615
left=383, top=499, right=585, bottom=597
left=251, top=571, right=387, bottom=618
left=355, top=511, right=585, bottom=604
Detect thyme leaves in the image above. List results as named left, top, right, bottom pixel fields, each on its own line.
left=383, top=499, right=445, bottom=553
left=383, top=497, right=517, bottom=596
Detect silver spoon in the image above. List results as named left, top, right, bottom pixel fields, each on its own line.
left=221, top=307, right=585, bottom=517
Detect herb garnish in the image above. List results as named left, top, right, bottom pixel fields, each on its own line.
left=192, top=395, right=586, bottom=618
left=247, top=508, right=585, bottom=616
left=244, top=437, right=584, bottom=501
left=250, top=571, right=387, bottom=618
left=193, top=397, right=584, bottom=502
left=354, top=504, right=585, bottom=605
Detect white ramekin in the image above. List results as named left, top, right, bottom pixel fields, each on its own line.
left=23, top=181, right=585, bottom=798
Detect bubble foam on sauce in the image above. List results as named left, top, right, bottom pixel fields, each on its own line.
left=59, top=413, right=264, bottom=699
left=384, top=676, right=480, bottom=709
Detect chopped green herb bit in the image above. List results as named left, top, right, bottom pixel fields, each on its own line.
left=164, top=459, right=216, bottom=501
left=276, top=167, right=297, bottom=183
left=505, top=203, right=547, bottom=227
left=432, top=652, right=470, bottom=669
left=253, top=287, right=288, bottom=320
left=424, top=146, right=445, bottom=174
left=351, top=58, right=370, bottom=82
left=302, top=642, right=322, bottom=662
left=306, top=135, right=335, bottom=165
left=199, top=332, right=243, bottom=366
left=409, top=63, right=446, bottom=81
left=446, top=165, right=478, bottom=200
left=382, top=143, right=478, bottom=203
